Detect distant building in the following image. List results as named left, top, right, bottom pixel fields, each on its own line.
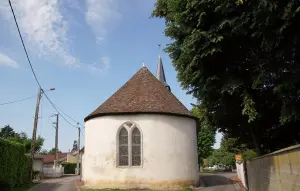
left=82, top=56, right=199, bottom=189
left=42, top=151, right=78, bottom=168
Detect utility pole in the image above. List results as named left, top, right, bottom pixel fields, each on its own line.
left=51, top=113, right=59, bottom=167
left=30, top=88, right=42, bottom=182
left=55, top=114, right=59, bottom=163
left=77, top=127, right=80, bottom=175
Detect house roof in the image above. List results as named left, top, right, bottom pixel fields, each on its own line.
left=80, top=147, right=84, bottom=154
left=42, top=152, right=68, bottom=163
left=84, top=67, right=196, bottom=122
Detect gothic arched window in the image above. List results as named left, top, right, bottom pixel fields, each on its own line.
left=131, top=127, right=141, bottom=166
left=117, top=122, right=142, bottom=167
left=118, top=127, right=128, bottom=166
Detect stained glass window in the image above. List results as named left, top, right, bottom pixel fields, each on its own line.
left=131, top=128, right=141, bottom=166
left=119, top=127, right=128, bottom=166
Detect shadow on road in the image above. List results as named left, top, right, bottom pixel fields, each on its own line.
left=29, top=182, right=61, bottom=191
left=200, top=173, right=234, bottom=187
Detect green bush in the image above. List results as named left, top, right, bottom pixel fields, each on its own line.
left=0, top=138, right=31, bottom=188
left=62, top=163, right=77, bottom=174
left=242, top=150, right=257, bottom=161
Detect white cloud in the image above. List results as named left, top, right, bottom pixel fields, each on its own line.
left=0, top=0, right=79, bottom=67
left=88, top=56, right=110, bottom=72
left=0, top=52, right=19, bottom=68
left=86, top=0, right=121, bottom=41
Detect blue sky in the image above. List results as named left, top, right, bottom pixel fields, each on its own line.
left=0, top=0, right=221, bottom=152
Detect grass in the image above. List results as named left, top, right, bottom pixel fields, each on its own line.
left=80, top=188, right=193, bottom=191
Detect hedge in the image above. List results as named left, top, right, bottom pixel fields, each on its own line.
left=0, top=138, right=31, bottom=188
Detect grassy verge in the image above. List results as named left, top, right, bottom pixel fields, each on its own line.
left=80, top=188, right=192, bottom=191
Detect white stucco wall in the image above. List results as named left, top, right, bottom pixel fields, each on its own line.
left=33, top=160, right=43, bottom=172
left=83, top=114, right=199, bottom=189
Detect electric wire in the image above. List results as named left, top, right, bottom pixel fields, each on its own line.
left=0, top=95, right=35, bottom=106
left=8, top=0, right=81, bottom=130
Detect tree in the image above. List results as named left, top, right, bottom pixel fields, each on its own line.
left=0, top=125, right=15, bottom=138
left=72, top=140, right=78, bottom=152
left=152, top=0, right=300, bottom=155
left=191, top=106, right=215, bottom=166
left=0, top=125, right=44, bottom=153
left=40, top=149, right=48, bottom=155
left=208, top=135, right=257, bottom=167
left=48, top=148, right=61, bottom=155
left=48, top=148, right=57, bottom=155
left=8, top=132, right=44, bottom=153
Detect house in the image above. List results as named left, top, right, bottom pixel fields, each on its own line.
left=33, top=154, right=44, bottom=172
left=82, top=56, right=199, bottom=189
left=42, top=151, right=78, bottom=168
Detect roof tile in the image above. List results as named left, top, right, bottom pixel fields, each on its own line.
left=84, top=67, right=196, bottom=121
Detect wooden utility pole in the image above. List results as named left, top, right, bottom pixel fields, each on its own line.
left=77, top=127, right=80, bottom=175
left=55, top=114, right=59, bottom=163
left=30, top=88, right=42, bottom=182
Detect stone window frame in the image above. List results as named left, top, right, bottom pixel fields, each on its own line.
left=116, top=121, right=143, bottom=168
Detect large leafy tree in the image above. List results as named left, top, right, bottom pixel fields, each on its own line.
left=191, top=106, right=215, bottom=166
left=153, top=0, right=300, bottom=155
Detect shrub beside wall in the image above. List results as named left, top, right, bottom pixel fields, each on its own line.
left=62, top=162, right=78, bottom=174
left=0, top=138, right=31, bottom=188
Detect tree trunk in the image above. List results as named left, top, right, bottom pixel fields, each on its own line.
left=250, top=127, right=262, bottom=156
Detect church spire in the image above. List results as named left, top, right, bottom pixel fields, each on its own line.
left=156, top=55, right=171, bottom=91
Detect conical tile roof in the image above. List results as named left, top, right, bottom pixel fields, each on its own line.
left=84, top=67, right=196, bottom=122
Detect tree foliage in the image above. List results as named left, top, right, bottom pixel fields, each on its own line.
left=208, top=136, right=257, bottom=166
left=0, top=125, right=15, bottom=138
left=0, top=138, right=31, bottom=188
left=40, top=149, right=48, bottom=155
left=191, top=106, right=215, bottom=166
left=153, top=0, right=300, bottom=155
left=46, top=148, right=62, bottom=155
left=0, top=125, right=44, bottom=153
left=72, top=140, right=78, bottom=152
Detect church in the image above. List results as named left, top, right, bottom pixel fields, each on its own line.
left=82, top=56, right=199, bottom=189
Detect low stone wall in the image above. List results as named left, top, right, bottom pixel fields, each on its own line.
left=43, top=167, right=64, bottom=178
left=246, top=144, right=300, bottom=191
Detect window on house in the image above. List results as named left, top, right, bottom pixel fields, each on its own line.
left=117, top=122, right=142, bottom=167
left=119, top=127, right=128, bottom=166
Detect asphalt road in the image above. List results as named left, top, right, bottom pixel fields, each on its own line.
left=27, top=173, right=238, bottom=191
left=200, top=172, right=238, bottom=191
left=29, top=175, right=79, bottom=191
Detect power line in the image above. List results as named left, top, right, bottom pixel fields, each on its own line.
left=0, top=95, right=35, bottom=106
left=8, top=0, right=80, bottom=130
left=53, top=104, right=85, bottom=128
left=43, top=93, right=78, bottom=129
left=8, top=0, right=42, bottom=88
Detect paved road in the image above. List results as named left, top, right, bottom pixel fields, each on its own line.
left=29, top=175, right=79, bottom=191
left=200, top=172, right=238, bottom=191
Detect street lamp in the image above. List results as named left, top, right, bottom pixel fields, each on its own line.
left=30, top=87, right=55, bottom=182
left=42, top=88, right=56, bottom=94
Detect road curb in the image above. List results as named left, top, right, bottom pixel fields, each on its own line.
left=231, top=179, right=247, bottom=191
